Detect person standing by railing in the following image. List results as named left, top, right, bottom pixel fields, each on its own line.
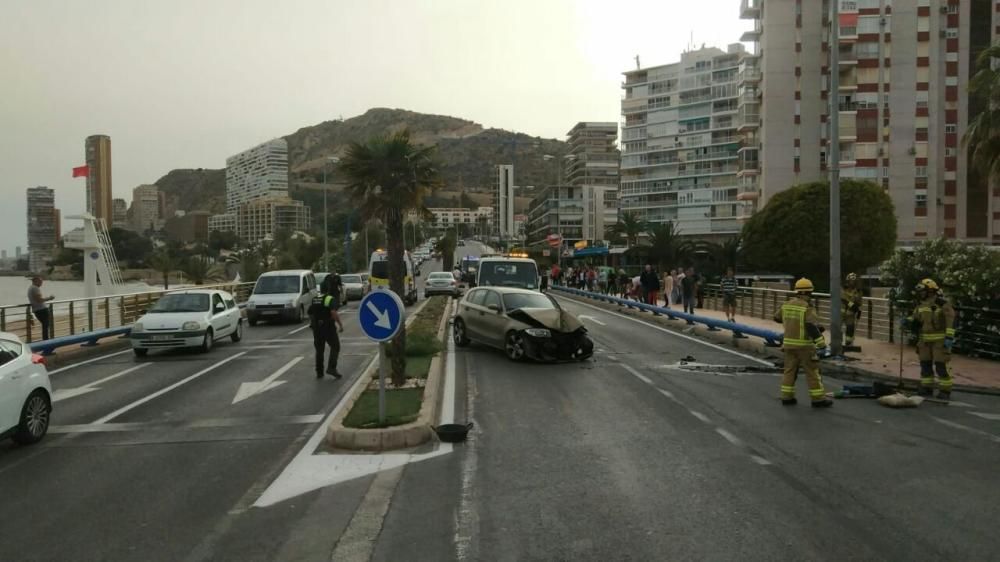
left=721, top=267, right=738, bottom=322
left=681, top=267, right=697, bottom=322
left=27, top=276, right=55, bottom=340
left=661, top=269, right=674, bottom=308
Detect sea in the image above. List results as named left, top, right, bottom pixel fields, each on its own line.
left=0, top=277, right=159, bottom=307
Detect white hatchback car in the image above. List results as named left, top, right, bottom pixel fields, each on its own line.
left=0, top=331, right=52, bottom=445
left=129, top=289, right=243, bottom=357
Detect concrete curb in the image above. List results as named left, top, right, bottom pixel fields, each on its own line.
left=557, top=293, right=1000, bottom=397
left=326, top=297, right=452, bottom=451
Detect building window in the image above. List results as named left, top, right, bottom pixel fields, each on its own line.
left=915, top=193, right=927, bottom=208
left=945, top=29, right=959, bottom=39
left=915, top=166, right=927, bottom=177
left=945, top=124, right=957, bottom=134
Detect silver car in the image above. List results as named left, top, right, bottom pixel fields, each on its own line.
left=341, top=274, right=368, bottom=300
left=425, top=271, right=460, bottom=297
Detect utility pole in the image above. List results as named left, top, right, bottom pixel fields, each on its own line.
left=829, top=0, right=843, bottom=356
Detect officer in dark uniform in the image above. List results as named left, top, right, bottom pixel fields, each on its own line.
left=309, top=276, right=344, bottom=379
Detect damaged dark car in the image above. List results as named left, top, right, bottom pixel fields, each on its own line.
left=453, top=287, right=594, bottom=362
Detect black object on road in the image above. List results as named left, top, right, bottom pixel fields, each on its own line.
left=435, top=422, right=474, bottom=443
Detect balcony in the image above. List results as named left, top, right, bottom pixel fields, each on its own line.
left=738, top=69, right=761, bottom=84
left=740, top=28, right=761, bottom=42
left=737, top=112, right=760, bottom=132
left=839, top=26, right=858, bottom=42
left=740, top=0, right=760, bottom=19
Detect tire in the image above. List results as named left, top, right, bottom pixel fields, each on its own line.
left=504, top=330, right=526, bottom=362
left=295, top=306, right=304, bottom=323
left=133, top=348, right=148, bottom=358
left=231, top=320, right=243, bottom=343
left=453, top=318, right=470, bottom=347
left=12, top=390, right=50, bottom=445
left=200, top=329, right=214, bottom=353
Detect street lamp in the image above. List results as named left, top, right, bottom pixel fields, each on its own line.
left=323, top=156, right=340, bottom=269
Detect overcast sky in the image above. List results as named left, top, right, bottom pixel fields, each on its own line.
left=0, top=0, right=747, bottom=252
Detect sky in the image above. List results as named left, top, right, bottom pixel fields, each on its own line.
left=0, top=0, right=748, bottom=252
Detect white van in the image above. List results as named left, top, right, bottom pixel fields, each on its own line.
left=476, top=257, right=540, bottom=291
left=368, top=250, right=419, bottom=305
left=245, top=269, right=318, bottom=325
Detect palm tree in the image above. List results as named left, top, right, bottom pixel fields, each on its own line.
left=644, top=222, right=692, bottom=271
left=183, top=256, right=225, bottom=285
left=607, top=212, right=647, bottom=248
left=435, top=230, right=458, bottom=273
left=148, top=250, right=176, bottom=290
left=964, top=45, right=1000, bottom=183
left=715, top=236, right=742, bottom=272
left=339, top=130, right=442, bottom=385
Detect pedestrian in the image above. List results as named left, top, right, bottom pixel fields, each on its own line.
left=309, top=277, right=345, bottom=379
left=681, top=267, right=696, bottom=322
left=661, top=269, right=674, bottom=308
left=598, top=267, right=609, bottom=294
left=842, top=272, right=863, bottom=347
left=618, top=269, right=629, bottom=298
left=907, top=278, right=955, bottom=401
left=540, top=267, right=549, bottom=292
left=721, top=266, right=738, bottom=322
left=631, top=272, right=641, bottom=301
left=640, top=264, right=660, bottom=306
left=607, top=268, right=618, bottom=296
left=695, top=269, right=704, bottom=309
left=675, top=268, right=686, bottom=305
left=587, top=267, right=597, bottom=292
left=774, top=278, right=832, bottom=408
left=27, top=276, right=55, bottom=340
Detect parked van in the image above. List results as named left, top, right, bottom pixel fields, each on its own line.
left=245, top=269, right=318, bottom=325
left=476, top=257, right=540, bottom=291
left=368, top=250, right=419, bottom=305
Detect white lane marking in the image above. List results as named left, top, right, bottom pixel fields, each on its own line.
left=618, top=362, right=653, bottom=385
left=932, top=416, right=1000, bottom=443
left=658, top=388, right=676, bottom=400
left=232, top=356, right=302, bottom=404
left=330, top=466, right=405, bottom=561
left=46, top=349, right=134, bottom=375
left=91, top=352, right=248, bottom=424
left=688, top=410, right=711, bottom=424
left=249, top=345, right=303, bottom=350
left=52, top=363, right=150, bottom=402
left=287, top=324, right=311, bottom=335
left=577, top=314, right=607, bottom=326
left=750, top=455, right=773, bottom=466
left=715, top=427, right=744, bottom=447
left=454, top=337, right=479, bottom=561
left=553, top=295, right=774, bottom=366
left=969, top=412, right=1000, bottom=421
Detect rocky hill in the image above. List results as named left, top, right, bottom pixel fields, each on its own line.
left=156, top=108, right=571, bottom=214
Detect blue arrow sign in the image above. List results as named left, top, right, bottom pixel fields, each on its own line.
left=358, top=289, right=406, bottom=342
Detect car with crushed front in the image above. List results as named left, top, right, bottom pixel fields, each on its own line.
left=130, top=289, right=243, bottom=357
left=453, top=287, right=593, bottom=362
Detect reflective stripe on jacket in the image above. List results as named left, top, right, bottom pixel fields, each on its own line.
left=774, top=296, right=826, bottom=348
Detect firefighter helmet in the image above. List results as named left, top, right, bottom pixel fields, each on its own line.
left=916, top=278, right=939, bottom=292
left=794, top=278, right=815, bottom=293
left=846, top=272, right=858, bottom=282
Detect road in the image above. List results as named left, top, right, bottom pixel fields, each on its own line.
left=3, top=240, right=1000, bottom=561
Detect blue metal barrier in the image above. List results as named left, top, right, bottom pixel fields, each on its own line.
left=551, top=285, right=784, bottom=347
left=29, top=326, right=132, bottom=356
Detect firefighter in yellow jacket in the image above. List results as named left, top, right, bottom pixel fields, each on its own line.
left=907, top=278, right=956, bottom=401
left=774, top=278, right=833, bottom=407
left=842, top=272, right=863, bottom=346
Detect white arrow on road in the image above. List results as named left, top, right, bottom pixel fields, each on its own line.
left=366, top=301, right=392, bottom=329
left=232, top=356, right=303, bottom=404
left=578, top=315, right=607, bottom=326
left=53, top=363, right=150, bottom=403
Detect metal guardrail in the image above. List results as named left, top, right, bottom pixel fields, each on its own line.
left=29, top=327, right=132, bottom=356
left=552, top=285, right=784, bottom=346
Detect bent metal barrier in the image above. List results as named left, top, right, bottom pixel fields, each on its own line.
left=551, top=285, right=784, bottom=347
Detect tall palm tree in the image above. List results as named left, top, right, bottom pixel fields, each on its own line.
left=644, top=222, right=692, bottom=271
left=339, top=130, right=442, bottom=385
left=435, top=230, right=458, bottom=273
left=964, top=45, right=1000, bottom=183
left=607, top=212, right=647, bottom=248
left=183, top=256, right=225, bottom=285
left=148, top=250, right=176, bottom=290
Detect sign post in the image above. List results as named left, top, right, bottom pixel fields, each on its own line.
left=358, top=288, right=406, bottom=425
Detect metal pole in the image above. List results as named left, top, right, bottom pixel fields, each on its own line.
left=378, top=342, right=387, bottom=424
left=829, top=0, right=843, bottom=356
left=323, top=165, right=329, bottom=267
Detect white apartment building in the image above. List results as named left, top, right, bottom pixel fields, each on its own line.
left=740, top=0, right=1000, bottom=244
left=225, top=139, right=290, bottom=213
left=236, top=196, right=311, bottom=243
left=494, top=165, right=516, bottom=239
left=565, top=122, right=620, bottom=188
left=426, top=207, right=494, bottom=228
left=26, top=186, right=57, bottom=273
left=130, top=184, right=164, bottom=233
left=526, top=185, right=617, bottom=247
left=620, top=45, right=747, bottom=239
left=208, top=213, right=237, bottom=234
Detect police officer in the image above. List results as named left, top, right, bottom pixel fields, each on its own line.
left=908, top=278, right=956, bottom=400
left=842, top=272, right=863, bottom=347
left=310, top=276, right=345, bottom=379
left=774, top=278, right=833, bottom=408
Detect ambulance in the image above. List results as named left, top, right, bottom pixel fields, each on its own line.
left=368, top=249, right=419, bottom=305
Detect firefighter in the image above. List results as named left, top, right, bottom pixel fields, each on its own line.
left=842, top=272, right=863, bottom=346
left=774, top=278, right=833, bottom=407
left=309, top=278, right=345, bottom=379
left=907, top=278, right=956, bottom=400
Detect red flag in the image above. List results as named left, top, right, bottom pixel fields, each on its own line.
left=72, top=165, right=89, bottom=178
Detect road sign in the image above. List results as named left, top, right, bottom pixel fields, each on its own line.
left=359, top=289, right=406, bottom=342
left=546, top=233, right=562, bottom=248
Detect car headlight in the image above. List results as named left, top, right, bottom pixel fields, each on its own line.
left=247, top=301, right=256, bottom=309
left=182, top=321, right=202, bottom=331
left=133, top=322, right=144, bottom=332
left=524, top=328, right=551, bottom=338
left=285, top=301, right=295, bottom=308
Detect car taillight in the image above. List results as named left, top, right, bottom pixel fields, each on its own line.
left=31, top=353, right=46, bottom=365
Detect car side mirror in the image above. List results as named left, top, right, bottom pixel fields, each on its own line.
left=487, top=304, right=501, bottom=313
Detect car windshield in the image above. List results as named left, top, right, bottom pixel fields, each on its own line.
left=149, top=293, right=210, bottom=313
left=502, top=292, right=555, bottom=311
left=341, top=275, right=362, bottom=284
left=428, top=273, right=453, bottom=280
left=479, top=262, right=538, bottom=289
left=254, top=276, right=300, bottom=294
left=370, top=261, right=389, bottom=278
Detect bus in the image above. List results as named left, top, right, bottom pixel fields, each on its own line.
left=368, top=249, right=419, bottom=305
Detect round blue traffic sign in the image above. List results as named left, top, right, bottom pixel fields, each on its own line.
left=358, top=288, right=406, bottom=342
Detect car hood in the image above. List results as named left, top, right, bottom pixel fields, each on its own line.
left=507, top=308, right=584, bottom=333
left=248, top=293, right=298, bottom=304
left=137, top=311, right=209, bottom=330
left=344, top=283, right=363, bottom=289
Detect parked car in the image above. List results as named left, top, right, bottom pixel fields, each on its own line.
left=341, top=274, right=368, bottom=300
left=314, top=272, right=348, bottom=306
left=246, top=270, right=318, bottom=325
left=425, top=271, right=461, bottom=297
left=130, top=290, right=243, bottom=356
left=0, top=332, right=51, bottom=445
left=453, top=287, right=593, bottom=362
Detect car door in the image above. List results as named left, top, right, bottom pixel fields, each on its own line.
left=224, top=294, right=240, bottom=327
left=461, top=289, right=488, bottom=342
left=0, top=339, right=25, bottom=432
left=210, top=293, right=232, bottom=336
left=479, top=290, right=506, bottom=347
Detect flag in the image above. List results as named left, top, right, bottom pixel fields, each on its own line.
left=72, top=165, right=89, bottom=178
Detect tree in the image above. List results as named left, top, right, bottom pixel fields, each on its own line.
left=607, top=212, right=647, bottom=248
left=108, top=227, right=154, bottom=267
left=148, top=250, right=176, bottom=289
left=339, top=130, right=442, bottom=385
left=641, top=222, right=692, bottom=271
left=963, top=45, right=1000, bottom=184
left=183, top=256, right=224, bottom=285
left=435, top=229, right=458, bottom=272
left=741, top=180, right=896, bottom=288
left=208, top=230, right=240, bottom=255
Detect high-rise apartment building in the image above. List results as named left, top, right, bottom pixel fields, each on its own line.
left=740, top=0, right=1000, bottom=243
left=208, top=213, right=237, bottom=234
left=493, top=164, right=516, bottom=239
left=225, top=139, right=290, bottom=213
left=130, top=185, right=165, bottom=233
left=620, top=45, right=748, bottom=239
left=565, top=122, right=621, bottom=188
left=236, top=196, right=311, bottom=243
left=112, top=198, right=128, bottom=229
left=85, top=134, right=113, bottom=224
left=527, top=185, right=618, bottom=248
left=26, top=186, right=58, bottom=273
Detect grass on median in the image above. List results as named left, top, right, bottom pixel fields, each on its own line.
left=343, top=388, right=424, bottom=428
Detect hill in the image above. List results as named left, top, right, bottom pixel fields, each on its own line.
left=157, top=108, right=570, bottom=213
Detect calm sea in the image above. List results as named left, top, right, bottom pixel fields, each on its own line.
left=0, top=277, right=158, bottom=307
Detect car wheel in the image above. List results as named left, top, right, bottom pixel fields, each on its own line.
left=200, top=329, right=214, bottom=353
left=453, top=318, right=470, bottom=347
left=133, top=348, right=148, bottom=358
left=295, top=306, right=304, bottom=323
left=504, top=331, right=526, bottom=361
left=231, top=320, right=243, bottom=343
left=12, top=390, right=50, bottom=445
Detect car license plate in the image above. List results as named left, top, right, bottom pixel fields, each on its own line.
left=151, top=335, right=171, bottom=341
left=262, top=310, right=278, bottom=315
